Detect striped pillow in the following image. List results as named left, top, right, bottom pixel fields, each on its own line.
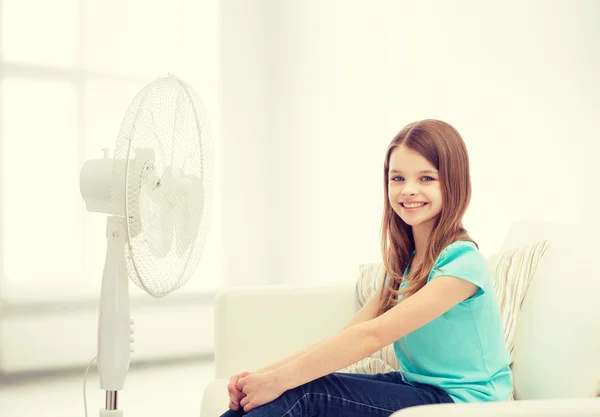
left=488, top=239, right=549, bottom=401
left=489, top=240, right=549, bottom=361
left=337, top=262, right=400, bottom=374
left=337, top=357, right=397, bottom=375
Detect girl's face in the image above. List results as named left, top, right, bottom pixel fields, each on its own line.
left=388, top=145, right=442, bottom=229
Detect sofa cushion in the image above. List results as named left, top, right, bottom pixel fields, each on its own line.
left=508, top=224, right=600, bottom=400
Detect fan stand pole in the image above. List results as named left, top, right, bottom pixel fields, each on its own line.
left=98, top=215, right=132, bottom=417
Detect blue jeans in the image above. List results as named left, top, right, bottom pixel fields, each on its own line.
left=219, top=371, right=454, bottom=417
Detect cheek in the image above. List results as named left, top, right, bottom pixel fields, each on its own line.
left=433, top=193, right=443, bottom=210
left=431, top=186, right=442, bottom=202
left=424, top=189, right=442, bottom=211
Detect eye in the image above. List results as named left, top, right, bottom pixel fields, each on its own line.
left=421, top=176, right=435, bottom=181
left=390, top=176, right=404, bottom=182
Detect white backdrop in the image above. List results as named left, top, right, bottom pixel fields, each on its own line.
left=221, top=0, right=600, bottom=287
left=1, top=0, right=598, bottom=373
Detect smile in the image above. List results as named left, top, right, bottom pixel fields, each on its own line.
left=401, top=202, right=428, bottom=211
left=402, top=202, right=427, bottom=208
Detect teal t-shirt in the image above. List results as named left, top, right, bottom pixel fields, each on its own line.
left=392, top=240, right=513, bottom=403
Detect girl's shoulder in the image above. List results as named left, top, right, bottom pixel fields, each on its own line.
left=434, top=240, right=487, bottom=274
left=439, top=239, right=479, bottom=257
left=429, top=240, right=490, bottom=290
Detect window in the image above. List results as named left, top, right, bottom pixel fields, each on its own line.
left=0, top=0, right=223, bottom=302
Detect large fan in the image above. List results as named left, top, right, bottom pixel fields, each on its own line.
left=79, top=74, right=214, bottom=416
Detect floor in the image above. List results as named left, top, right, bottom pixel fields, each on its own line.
left=0, top=358, right=215, bottom=417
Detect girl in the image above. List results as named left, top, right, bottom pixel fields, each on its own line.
left=220, top=119, right=512, bottom=416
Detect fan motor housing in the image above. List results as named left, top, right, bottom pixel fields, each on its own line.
left=80, top=157, right=126, bottom=215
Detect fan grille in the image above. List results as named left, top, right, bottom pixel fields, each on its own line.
left=110, top=75, right=214, bottom=297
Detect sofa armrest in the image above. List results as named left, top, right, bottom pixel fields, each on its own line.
left=392, top=398, right=600, bottom=417
left=200, top=378, right=230, bottom=417
left=213, top=284, right=357, bottom=379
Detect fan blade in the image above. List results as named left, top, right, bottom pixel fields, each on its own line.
left=175, top=174, right=204, bottom=258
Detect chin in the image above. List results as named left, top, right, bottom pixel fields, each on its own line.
left=398, top=216, right=419, bottom=227
left=400, top=218, right=417, bottom=226
left=398, top=215, right=437, bottom=228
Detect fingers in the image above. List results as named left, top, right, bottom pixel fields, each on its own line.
left=227, top=377, right=246, bottom=410
left=228, top=371, right=251, bottom=410
left=227, top=386, right=244, bottom=404
left=241, top=396, right=255, bottom=413
left=237, top=376, right=248, bottom=391
left=228, top=400, right=240, bottom=411
left=228, top=391, right=241, bottom=408
left=228, top=376, right=245, bottom=396
left=230, top=375, right=241, bottom=388
left=228, top=386, right=246, bottom=410
left=227, top=383, right=244, bottom=396
left=228, top=393, right=244, bottom=412
left=230, top=372, right=251, bottom=393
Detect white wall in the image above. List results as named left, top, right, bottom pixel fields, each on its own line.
left=220, top=0, right=274, bottom=287
left=221, top=0, right=600, bottom=287
left=1, top=0, right=597, bottom=376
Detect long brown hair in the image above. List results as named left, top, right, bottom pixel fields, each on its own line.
left=376, top=119, right=477, bottom=317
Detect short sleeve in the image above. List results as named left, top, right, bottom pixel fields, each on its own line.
left=429, top=241, right=489, bottom=299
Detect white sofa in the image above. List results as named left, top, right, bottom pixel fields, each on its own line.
left=200, top=221, right=600, bottom=416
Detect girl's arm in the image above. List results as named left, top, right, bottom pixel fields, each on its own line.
left=270, top=276, right=478, bottom=390
left=256, top=284, right=384, bottom=374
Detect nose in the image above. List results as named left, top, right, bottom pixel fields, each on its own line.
left=401, top=184, right=417, bottom=197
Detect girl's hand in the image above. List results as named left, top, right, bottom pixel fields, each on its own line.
left=227, top=371, right=252, bottom=410
left=237, top=372, right=286, bottom=412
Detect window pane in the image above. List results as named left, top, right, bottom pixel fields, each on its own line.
left=84, top=80, right=143, bottom=159
left=1, top=78, right=82, bottom=285
left=2, top=0, right=79, bottom=68
left=86, top=0, right=184, bottom=76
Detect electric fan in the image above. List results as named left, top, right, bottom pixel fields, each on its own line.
left=79, top=74, right=214, bottom=416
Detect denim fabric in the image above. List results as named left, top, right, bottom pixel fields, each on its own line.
left=220, top=371, right=454, bottom=417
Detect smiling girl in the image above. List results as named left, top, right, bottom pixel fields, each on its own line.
left=220, top=119, right=512, bottom=416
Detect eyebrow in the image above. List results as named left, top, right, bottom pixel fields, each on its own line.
left=388, top=169, right=438, bottom=174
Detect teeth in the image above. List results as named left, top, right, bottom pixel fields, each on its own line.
left=403, top=202, right=426, bottom=208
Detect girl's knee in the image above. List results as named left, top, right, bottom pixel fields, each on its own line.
left=243, top=387, right=309, bottom=416
left=246, top=374, right=339, bottom=415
